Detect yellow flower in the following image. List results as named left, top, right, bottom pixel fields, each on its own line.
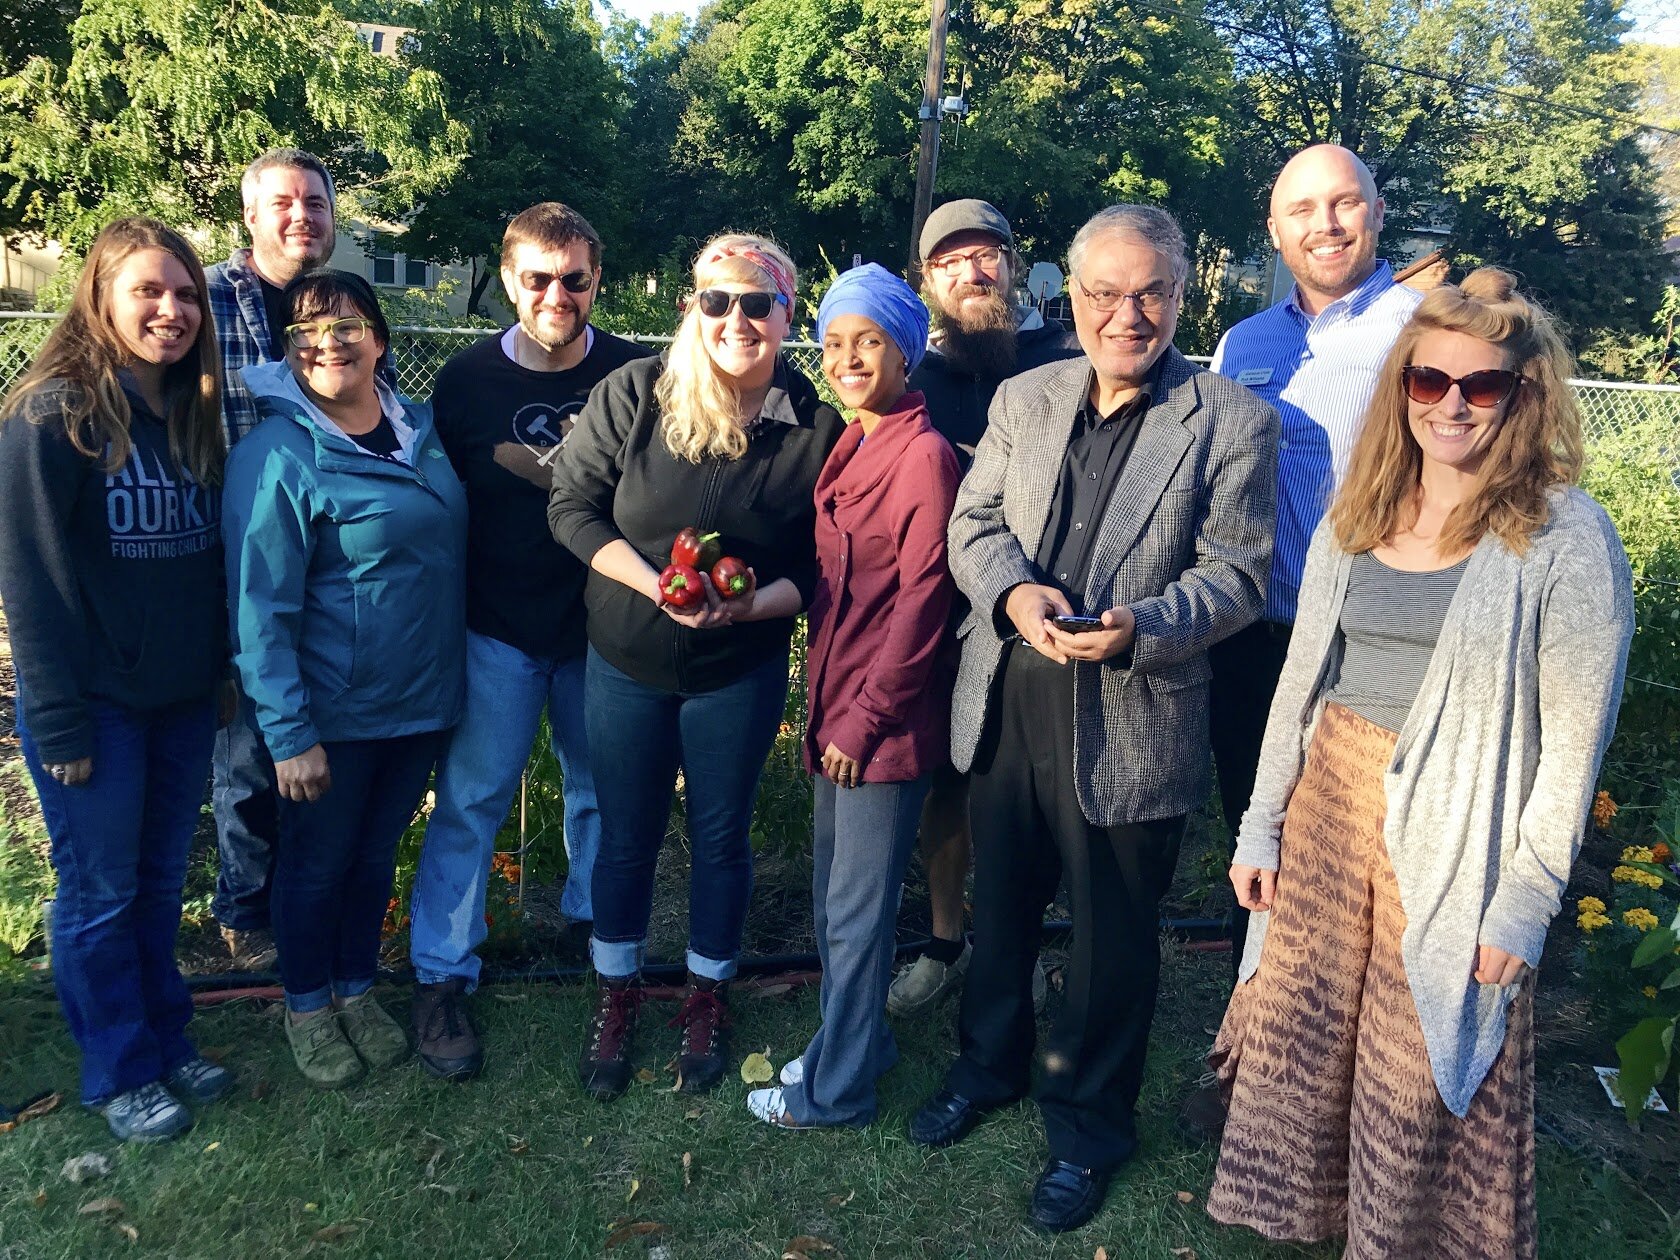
left=1623, top=907, right=1660, bottom=933
left=1643, top=986, right=1660, bottom=999
left=1612, top=865, right=1666, bottom=890
left=1577, top=896, right=1607, bottom=915
left=1577, top=910, right=1611, bottom=932
left=1592, top=791, right=1619, bottom=828
left=1621, top=845, right=1656, bottom=865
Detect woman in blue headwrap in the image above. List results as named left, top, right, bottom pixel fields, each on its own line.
left=748, top=263, right=962, bottom=1128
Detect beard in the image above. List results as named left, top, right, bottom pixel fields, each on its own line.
left=521, top=303, right=588, bottom=352
left=929, top=283, right=1018, bottom=378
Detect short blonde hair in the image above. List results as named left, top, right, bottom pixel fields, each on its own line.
left=1330, top=267, right=1583, bottom=557
left=655, top=233, right=796, bottom=464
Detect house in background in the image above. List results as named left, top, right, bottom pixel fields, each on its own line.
left=0, top=236, right=64, bottom=310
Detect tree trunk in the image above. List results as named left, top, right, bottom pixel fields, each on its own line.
left=467, top=258, right=493, bottom=317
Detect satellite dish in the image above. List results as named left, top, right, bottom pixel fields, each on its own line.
left=1026, top=261, right=1064, bottom=301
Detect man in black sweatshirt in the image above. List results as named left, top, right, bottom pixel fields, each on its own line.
left=405, top=203, right=652, bottom=1081
left=889, top=199, right=1082, bottom=1020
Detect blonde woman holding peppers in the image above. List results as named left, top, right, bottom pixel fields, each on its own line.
left=549, top=233, right=843, bottom=1100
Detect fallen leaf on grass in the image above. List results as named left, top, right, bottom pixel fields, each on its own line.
left=492, top=992, right=528, bottom=1002
left=603, top=1220, right=666, bottom=1249
left=114, top=1222, right=139, bottom=1244
left=756, top=982, right=794, bottom=999
left=826, top=1190, right=856, bottom=1208
left=200, top=1046, right=232, bottom=1064
left=12, top=1092, right=61, bottom=1125
left=250, top=1079, right=271, bottom=1102
left=31, top=1189, right=47, bottom=1208
left=204, top=1141, right=220, bottom=1153
left=312, top=1223, right=358, bottom=1244
left=740, top=1052, right=774, bottom=1085
left=582, top=1135, right=594, bottom=1148
left=1174, top=1190, right=1196, bottom=1205
left=626, top=1178, right=641, bottom=1203
left=682, top=1151, right=693, bottom=1189
left=782, top=1237, right=838, bottom=1260
left=304, top=1202, right=319, bottom=1212
left=1093, top=1249, right=1109, bottom=1260
left=635, top=1068, right=657, bottom=1085
left=78, top=1197, right=126, bottom=1217
left=683, top=1108, right=703, bottom=1121
left=60, top=1153, right=112, bottom=1183
left=508, top=1138, right=530, bottom=1156
left=1170, top=1249, right=1199, bottom=1260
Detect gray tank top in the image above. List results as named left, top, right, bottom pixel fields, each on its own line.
left=1327, top=550, right=1469, bottom=734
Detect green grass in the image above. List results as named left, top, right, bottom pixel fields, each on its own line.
left=0, top=949, right=1673, bottom=1259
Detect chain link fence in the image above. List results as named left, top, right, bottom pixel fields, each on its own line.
left=2, top=313, right=1675, bottom=447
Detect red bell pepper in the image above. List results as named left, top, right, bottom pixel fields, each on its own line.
left=710, top=556, right=753, bottom=599
left=659, top=563, right=705, bottom=609
left=671, top=527, right=722, bottom=571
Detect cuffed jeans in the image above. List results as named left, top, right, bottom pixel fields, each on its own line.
left=410, top=631, right=598, bottom=989
left=585, top=647, right=787, bottom=982
left=210, top=690, right=278, bottom=931
left=784, top=774, right=929, bottom=1127
left=18, top=695, right=215, bottom=1105
left=273, top=731, right=446, bottom=1013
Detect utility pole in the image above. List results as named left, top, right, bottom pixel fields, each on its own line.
left=906, top=0, right=950, bottom=282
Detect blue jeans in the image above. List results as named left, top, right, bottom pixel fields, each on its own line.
left=273, top=731, right=446, bottom=1012
left=585, top=647, right=788, bottom=981
left=410, top=631, right=598, bottom=988
left=210, top=690, right=278, bottom=931
left=784, top=774, right=929, bottom=1127
left=18, top=696, right=216, bottom=1105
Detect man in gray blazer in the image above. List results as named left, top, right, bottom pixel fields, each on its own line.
left=907, top=205, right=1279, bottom=1234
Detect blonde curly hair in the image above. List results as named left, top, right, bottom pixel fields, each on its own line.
left=655, top=233, right=796, bottom=464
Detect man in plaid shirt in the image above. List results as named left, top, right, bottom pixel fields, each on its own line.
left=207, top=148, right=339, bottom=967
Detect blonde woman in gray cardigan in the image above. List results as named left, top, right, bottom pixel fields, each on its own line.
left=1205, top=268, right=1633, bottom=1260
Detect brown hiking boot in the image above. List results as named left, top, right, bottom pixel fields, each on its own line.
left=412, top=979, right=483, bottom=1082
left=670, top=976, right=731, bottom=1094
left=220, top=926, right=278, bottom=971
left=580, top=980, right=642, bottom=1100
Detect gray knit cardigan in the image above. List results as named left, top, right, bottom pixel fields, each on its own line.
left=1234, top=486, right=1634, bottom=1117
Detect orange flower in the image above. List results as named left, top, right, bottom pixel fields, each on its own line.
left=1591, top=790, right=1618, bottom=830
left=1654, top=841, right=1672, bottom=864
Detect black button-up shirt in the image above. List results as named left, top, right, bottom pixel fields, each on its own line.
left=1033, top=372, right=1155, bottom=614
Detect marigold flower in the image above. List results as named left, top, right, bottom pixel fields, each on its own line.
left=1592, top=790, right=1618, bottom=829
left=1644, top=985, right=1660, bottom=999
left=1612, top=864, right=1666, bottom=890
left=1623, top=907, right=1660, bottom=932
left=1621, top=845, right=1656, bottom=865
left=1577, top=910, right=1611, bottom=932
left=1654, top=842, right=1673, bottom=864
left=1577, top=896, right=1606, bottom=915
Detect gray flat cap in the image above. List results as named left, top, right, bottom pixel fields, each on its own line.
left=919, top=199, right=1013, bottom=261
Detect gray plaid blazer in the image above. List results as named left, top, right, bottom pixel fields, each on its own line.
left=947, top=347, right=1279, bottom=825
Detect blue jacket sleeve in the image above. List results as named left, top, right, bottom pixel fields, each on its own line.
left=222, top=440, right=321, bottom=762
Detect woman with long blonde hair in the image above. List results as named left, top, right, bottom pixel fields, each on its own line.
left=549, top=233, right=844, bottom=1100
left=0, top=217, right=234, bottom=1142
left=1206, top=267, right=1634, bottom=1257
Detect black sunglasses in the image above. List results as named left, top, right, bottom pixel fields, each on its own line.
left=1402, top=365, right=1522, bottom=409
left=694, top=288, right=787, bottom=320
left=517, top=269, right=594, bottom=295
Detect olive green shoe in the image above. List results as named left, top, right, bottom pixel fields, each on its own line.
left=336, top=992, right=410, bottom=1069
left=284, top=1007, right=365, bottom=1090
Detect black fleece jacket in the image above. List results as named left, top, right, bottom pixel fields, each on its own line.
left=548, top=354, right=843, bottom=693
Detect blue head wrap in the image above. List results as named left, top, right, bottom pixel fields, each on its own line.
left=815, top=262, right=930, bottom=378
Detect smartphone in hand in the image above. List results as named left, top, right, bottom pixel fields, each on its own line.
left=1049, top=614, right=1105, bottom=634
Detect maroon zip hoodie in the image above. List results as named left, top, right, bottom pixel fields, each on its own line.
left=804, top=391, right=960, bottom=783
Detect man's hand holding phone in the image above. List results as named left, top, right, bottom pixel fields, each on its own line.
left=1043, top=606, right=1136, bottom=663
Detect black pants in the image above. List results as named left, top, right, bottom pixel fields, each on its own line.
left=1208, top=618, right=1291, bottom=984
left=946, top=644, right=1185, bottom=1171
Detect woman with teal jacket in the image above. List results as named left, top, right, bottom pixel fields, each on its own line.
left=222, top=270, right=467, bottom=1088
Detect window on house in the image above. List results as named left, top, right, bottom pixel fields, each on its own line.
left=404, top=257, right=429, bottom=287
left=371, top=31, right=384, bottom=52
left=371, top=237, right=397, bottom=286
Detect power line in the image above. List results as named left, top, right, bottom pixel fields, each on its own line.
left=1110, top=0, right=1680, bottom=141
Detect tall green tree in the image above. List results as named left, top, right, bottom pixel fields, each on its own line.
left=0, top=0, right=468, bottom=251
left=396, top=0, right=627, bottom=315
left=1210, top=0, right=1671, bottom=343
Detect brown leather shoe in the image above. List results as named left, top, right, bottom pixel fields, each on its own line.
left=1178, top=1079, right=1227, bottom=1144
left=670, top=976, right=731, bottom=1094
left=220, top=926, right=278, bottom=971
left=412, top=979, right=482, bottom=1082
left=580, top=980, right=642, bottom=1100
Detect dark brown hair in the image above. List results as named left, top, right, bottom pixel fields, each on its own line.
left=501, top=203, right=603, bottom=270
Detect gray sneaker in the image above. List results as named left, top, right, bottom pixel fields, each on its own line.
left=96, top=1082, right=192, bottom=1144
left=886, top=943, right=972, bottom=1017
left=165, top=1055, right=237, bottom=1106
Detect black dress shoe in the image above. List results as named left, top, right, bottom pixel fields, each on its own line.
left=909, top=1089, right=992, bottom=1148
left=1027, top=1160, right=1111, bottom=1233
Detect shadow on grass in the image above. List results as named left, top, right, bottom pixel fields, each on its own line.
left=0, top=949, right=1671, bottom=1259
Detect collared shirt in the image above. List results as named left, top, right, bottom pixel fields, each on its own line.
left=1211, top=259, right=1421, bottom=624
left=1033, top=370, right=1155, bottom=613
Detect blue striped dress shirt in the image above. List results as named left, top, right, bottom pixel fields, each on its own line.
left=1211, top=260, right=1422, bottom=624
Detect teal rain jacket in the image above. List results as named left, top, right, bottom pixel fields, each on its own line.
left=222, top=361, right=468, bottom=762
